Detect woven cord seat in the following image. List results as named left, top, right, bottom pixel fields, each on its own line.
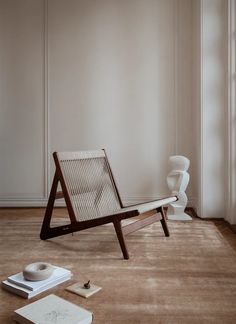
left=40, top=150, right=177, bottom=259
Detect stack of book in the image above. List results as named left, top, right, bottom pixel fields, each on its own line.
left=1, top=266, right=72, bottom=299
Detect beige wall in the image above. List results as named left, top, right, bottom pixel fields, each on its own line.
left=0, top=0, right=196, bottom=207
left=0, top=0, right=45, bottom=202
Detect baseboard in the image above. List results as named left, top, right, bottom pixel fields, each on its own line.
left=0, top=196, right=198, bottom=209
left=192, top=214, right=236, bottom=233
left=185, top=207, right=198, bottom=218
left=228, top=224, right=236, bottom=233
left=0, top=198, right=48, bottom=207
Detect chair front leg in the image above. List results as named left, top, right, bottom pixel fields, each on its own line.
left=159, top=207, right=170, bottom=237
left=113, top=219, right=129, bottom=260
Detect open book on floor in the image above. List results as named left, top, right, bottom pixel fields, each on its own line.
left=13, top=294, right=93, bottom=324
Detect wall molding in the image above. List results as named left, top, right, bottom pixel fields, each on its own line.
left=44, top=0, right=49, bottom=199
left=199, top=0, right=204, bottom=218
left=0, top=198, right=48, bottom=208
left=0, top=0, right=49, bottom=203
left=226, top=0, right=236, bottom=224
left=0, top=196, right=197, bottom=209
left=173, top=0, right=178, bottom=155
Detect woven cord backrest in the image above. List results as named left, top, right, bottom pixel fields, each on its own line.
left=56, top=151, right=121, bottom=221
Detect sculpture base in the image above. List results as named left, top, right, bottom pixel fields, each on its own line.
left=167, top=213, right=192, bottom=221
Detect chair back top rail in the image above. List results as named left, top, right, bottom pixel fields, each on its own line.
left=57, top=150, right=105, bottom=161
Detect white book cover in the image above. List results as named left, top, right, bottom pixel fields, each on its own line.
left=13, top=294, right=93, bottom=324
left=8, top=266, right=71, bottom=291
left=2, top=274, right=71, bottom=299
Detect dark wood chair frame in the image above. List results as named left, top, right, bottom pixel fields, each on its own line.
left=40, top=150, right=175, bottom=259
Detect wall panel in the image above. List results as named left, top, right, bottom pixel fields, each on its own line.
left=0, top=0, right=196, bottom=206
left=48, top=0, right=195, bottom=203
left=200, top=0, right=227, bottom=218
left=0, top=0, right=45, bottom=202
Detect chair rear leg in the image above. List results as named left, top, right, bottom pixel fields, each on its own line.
left=40, top=174, right=58, bottom=240
left=113, top=220, right=129, bottom=260
left=159, top=207, right=170, bottom=237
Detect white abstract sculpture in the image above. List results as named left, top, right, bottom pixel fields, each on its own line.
left=166, top=155, right=192, bottom=221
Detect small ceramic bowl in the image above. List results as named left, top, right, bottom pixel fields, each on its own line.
left=23, top=262, right=54, bottom=281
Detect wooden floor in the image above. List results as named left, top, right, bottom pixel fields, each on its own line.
left=1, top=208, right=236, bottom=323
